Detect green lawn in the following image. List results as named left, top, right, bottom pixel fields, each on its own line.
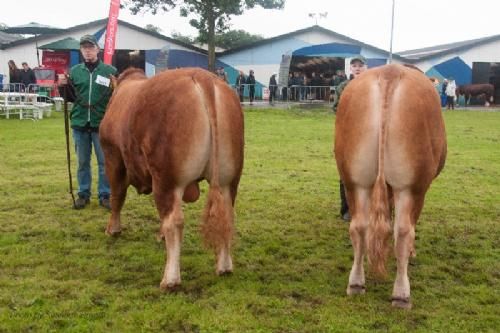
left=0, top=108, right=498, bottom=332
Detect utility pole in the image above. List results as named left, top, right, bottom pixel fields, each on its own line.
left=389, top=0, right=395, bottom=63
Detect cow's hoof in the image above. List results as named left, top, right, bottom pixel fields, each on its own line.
left=105, top=228, right=122, bottom=237
left=391, top=297, right=412, bottom=309
left=155, top=232, right=165, bottom=242
left=347, top=284, right=366, bottom=295
left=217, top=269, right=233, bottom=276
left=160, top=280, right=181, bottom=292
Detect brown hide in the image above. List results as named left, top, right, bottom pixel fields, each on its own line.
left=334, top=64, right=446, bottom=307
left=99, top=68, right=244, bottom=288
left=101, top=67, right=243, bottom=202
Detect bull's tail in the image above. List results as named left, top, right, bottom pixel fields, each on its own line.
left=367, top=66, right=398, bottom=278
left=368, top=173, right=392, bottom=277
left=194, top=74, right=233, bottom=252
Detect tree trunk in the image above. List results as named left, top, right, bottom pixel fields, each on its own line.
left=207, top=8, right=216, bottom=72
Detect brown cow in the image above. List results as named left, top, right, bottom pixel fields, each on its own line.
left=335, top=64, right=447, bottom=309
left=456, top=83, right=495, bottom=106
left=100, top=67, right=244, bottom=289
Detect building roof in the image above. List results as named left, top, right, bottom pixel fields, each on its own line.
left=0, top=31, right=24, bottom=44
left=0, top=18, right=206, bottom=54
left=218, top=25, right=407, bottom=61
left=396, top=34, right=500, bottom=61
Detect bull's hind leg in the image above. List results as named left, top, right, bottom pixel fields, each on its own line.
left=391, top=190, right=424, bottom=309
left=104, top=155, right=127, bottom=236
left=347, top=187, right=370, bottom=295
left=202, top=185, right=235, bottom=276
left=155, top=188, right=184, bottom=290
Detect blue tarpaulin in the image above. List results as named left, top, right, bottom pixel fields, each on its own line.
left=433, top=56, right=471, bottom=85
left=292, top=43, right=361, bottom=57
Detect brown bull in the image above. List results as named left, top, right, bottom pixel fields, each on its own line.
left=335, top=64, right=447, bottom=309
left=456, top=83, right=495, bottom=106
left=100, top=68, right=244, bottom=289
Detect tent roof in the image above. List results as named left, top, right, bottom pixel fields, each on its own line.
left=3, top=22, right=64, bottom=35
left=39, top=37, right=80, bottom=50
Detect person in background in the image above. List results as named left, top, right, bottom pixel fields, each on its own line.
left=235, top=70, right=246, bottom=103
left=445, top=77, right=457, bottom=110
left=333, top=56, right=368, bottom=222
left=7, top=60, right=21, bottom=91
left=269, top=73, right=277, bottom=105
left=441, top=79, right=448, bottom=107
left=20, top=62, right=37, bottom=91
left=58, top=34, right=117, bottom=210
left=246, top=69, right=256, bottom=105
left=216, top=66, right=228, bottom=83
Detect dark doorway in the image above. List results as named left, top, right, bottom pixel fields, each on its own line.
left=289, top=56, right=345, bottom=78
left=472, top=62, right=500, bottom=104
left=113, top=49, right=145, bottom=74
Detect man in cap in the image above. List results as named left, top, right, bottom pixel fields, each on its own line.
left=216, top=66, right=228, bottom=83
left=333, top=55, right=368, bottom=221
left=58, top=34, right=117, bottom=210
left=269, top=73, right=278, bottom=104
left=246, top=69, right=256, bottom=105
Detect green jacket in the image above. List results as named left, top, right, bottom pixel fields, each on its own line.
left=69, top=61, right=116, bottom=128
left=332, top=79, right=350, bottom=113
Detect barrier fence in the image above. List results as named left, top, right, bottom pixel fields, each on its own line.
left=232, top=84, right=337, bottom=105
left=0, top=83, right=57, bottom=120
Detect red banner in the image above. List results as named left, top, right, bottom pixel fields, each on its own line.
left=103, top=0, right=120, bottom=65
left=42, top=51, right=70, bottom=74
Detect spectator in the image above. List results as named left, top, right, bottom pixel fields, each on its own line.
left=445, top=77, right=457, bottom=110
left=7, top=60, right=21, bottom=91
left=58, top=34, right=117, bottom=210
left=441, top=79, right=448, bottom=107
left=235, top=71, right=246, bottom=103
left=290, top=72, right=302, bottom=101
left=299, top=72, right=307, bottom=101
left=333, top=56, right=368, bottom=222
left=20, top=62, right=37, bottom=91
left=269, top=73, right=277, bottom=104
left=216, top=66, right=228, bottom=83
left=246, top=69, right=256, bottom=105
left=310, top=72, right=322, bottom=99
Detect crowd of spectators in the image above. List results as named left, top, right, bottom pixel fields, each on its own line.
left=285, top=70, right=348, bottom=101
left=229, top=67, right=349, bottom=103
left=6, top=60, right=37, bottom=91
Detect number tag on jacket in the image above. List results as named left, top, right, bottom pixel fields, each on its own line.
left=96, top=75, right=110, bottom=87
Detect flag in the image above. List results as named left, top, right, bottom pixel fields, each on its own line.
left=103, top=0, right=120, bottom=65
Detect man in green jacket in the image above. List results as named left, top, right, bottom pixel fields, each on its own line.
left=59, top=34, right=117, bottom=209
left=333, top=56, right=367, bottom=221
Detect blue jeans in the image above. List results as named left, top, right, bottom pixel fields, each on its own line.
left=72, top=129, right=110, bottom=200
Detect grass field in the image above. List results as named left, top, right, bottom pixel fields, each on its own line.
left=0, top=108, right=498, bottom=332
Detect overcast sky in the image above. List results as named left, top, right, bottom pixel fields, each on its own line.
left=2, top=0, right=499, bottom=52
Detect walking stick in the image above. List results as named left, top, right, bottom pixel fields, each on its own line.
left=63, top=85, right=76, bottom=207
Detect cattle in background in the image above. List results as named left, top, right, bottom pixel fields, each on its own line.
left=100, top=68, right=244, bottom=289
left=456, top=83, right=495, bottom=106
left=335, top=64, right=447, bottom=309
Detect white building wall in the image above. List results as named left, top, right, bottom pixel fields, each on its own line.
left=0, top=22, right=201, bottom=83
left=294, top=30, right=349, bottom=45
left=220, top=29, right=390, bottom=87
left=413, top=39, right=500, bottom=72
left=111, top=24, right=195, bottom=51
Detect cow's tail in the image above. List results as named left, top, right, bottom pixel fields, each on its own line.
left=367, top=66, right=397, bottom=278
left=195, top=75, right=233, bottom=253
